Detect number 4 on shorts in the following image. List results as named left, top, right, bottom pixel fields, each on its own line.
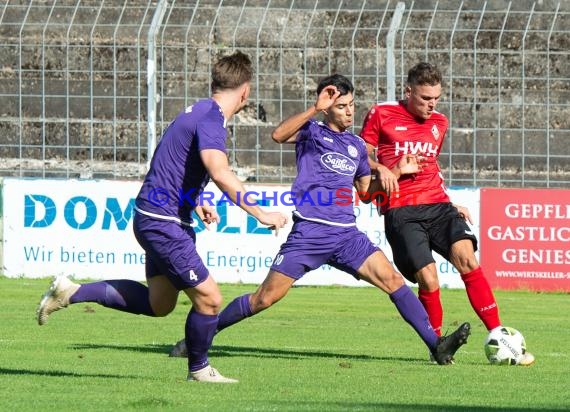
left=188, top=270, right=198, bottom=281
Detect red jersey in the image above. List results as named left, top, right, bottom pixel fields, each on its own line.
left=361, top=100, right=450, bottom=212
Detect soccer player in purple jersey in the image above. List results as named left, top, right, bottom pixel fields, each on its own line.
left=36, top=51, right=288, bottom=383
left=171, top=74, right=471, bottom=367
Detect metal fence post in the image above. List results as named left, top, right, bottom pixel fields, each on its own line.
left=147, top=0, right=168, bottom=169
left=386, top=2, right=405, bottom=101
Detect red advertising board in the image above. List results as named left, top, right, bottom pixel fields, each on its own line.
left=480, top=188, right=570, bottom=292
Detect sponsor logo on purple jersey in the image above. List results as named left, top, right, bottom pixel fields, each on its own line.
left=320, top=152, right=357, bottom=176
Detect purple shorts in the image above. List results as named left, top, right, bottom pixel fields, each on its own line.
left=133, top=211, right=209, bottom=290
left=270, top=218, right=379, bottom=280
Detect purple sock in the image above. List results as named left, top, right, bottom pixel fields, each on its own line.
left=389, top=285, right=439, bottom=350
left=69, top=280, right=155, bottom=316
left=186, top=308, right=218, bottom=372
left=217, top=294, right=253, bottom=333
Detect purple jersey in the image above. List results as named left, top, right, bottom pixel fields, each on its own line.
left=135, top=99, right=227, bottom=224
left=292, top=119, right=370, bottom=226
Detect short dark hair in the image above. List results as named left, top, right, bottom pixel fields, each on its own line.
left=211, top=50, right=253, bottom=93
left=407, top=62, right=442, bottom=87
left=316, top=74, right=354, bottom=96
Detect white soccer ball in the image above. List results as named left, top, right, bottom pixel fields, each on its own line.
left=484, top=326, right=527, bottom=365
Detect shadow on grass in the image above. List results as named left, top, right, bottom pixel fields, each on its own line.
left=0, top=367, right=137, bottom=379
left=69, top=343, right=172, bottom=354
left=69, top=342, right=420, bottom=363
left=210, top=345, right=417, bottom=363
left=259, top=400, right=562, bottom=412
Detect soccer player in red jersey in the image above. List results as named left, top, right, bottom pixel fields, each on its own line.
left=360, top=62, right=534, bottom=365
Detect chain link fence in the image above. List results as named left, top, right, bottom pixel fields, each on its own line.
left=1, top=0, right=568, bottom=187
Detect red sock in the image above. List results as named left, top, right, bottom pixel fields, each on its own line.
left=418, top=288, right=443, bottom=336
left=461, top=266, right=501, bottom=331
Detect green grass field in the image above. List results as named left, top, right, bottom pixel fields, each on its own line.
left=0, top=277, right=568, bottom=411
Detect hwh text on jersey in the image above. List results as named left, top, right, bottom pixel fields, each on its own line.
left=394, top=141, right=439, bottom=156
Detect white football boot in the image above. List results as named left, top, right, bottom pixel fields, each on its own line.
left=37, top=275, right=80, bottom=325
left=519, top=352, right=535, bottom=366
left=188, top=365, right=238, bottom=383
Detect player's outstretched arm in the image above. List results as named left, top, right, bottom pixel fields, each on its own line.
left=353, top=175, right=385, bottom=205
left=360, top=152, right=425, bottom=200
left=195, top=205, right=220, bottom=230
left=271, top=106, right=317, bottom=144
left=453, top=203, right=474, bottom=225
left=392, top=153, right=424, bottom=177
left=272, top=85, right=341, bottom=144
left=200, top=148, right=288, bottom=232
left=365, top=143, right=399, bottom=196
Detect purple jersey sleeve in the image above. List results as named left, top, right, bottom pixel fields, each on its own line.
left=135, top=99, right=227, bottom=223
left=355, top=138, right=371, bottom=179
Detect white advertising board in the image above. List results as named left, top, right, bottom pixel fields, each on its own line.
left=2, top=178, right=478, bottom=288
left=2, top=178, right=146, bottom=280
